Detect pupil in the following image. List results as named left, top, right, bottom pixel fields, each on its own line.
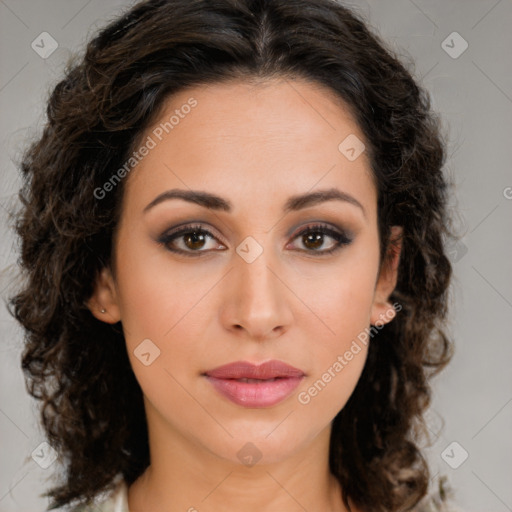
left=186, top=232, right=205, bottom=249
left=305, top=233, right=322, bottom=249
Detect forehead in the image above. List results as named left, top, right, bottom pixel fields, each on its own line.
left=121, top=77, right=376, bottom=219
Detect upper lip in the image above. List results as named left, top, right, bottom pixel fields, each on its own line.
left=204, top=360, right=305, bottom=379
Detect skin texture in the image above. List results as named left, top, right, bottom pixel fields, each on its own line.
left=88, top=77, right=402, bottom=512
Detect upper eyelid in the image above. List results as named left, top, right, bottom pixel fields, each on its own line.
left=162, top=223, right=226, bottom=244
left=163, top=221, right=345, bottom=235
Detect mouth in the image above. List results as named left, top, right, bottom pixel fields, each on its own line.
left=203, top=360, right=305, bottom=408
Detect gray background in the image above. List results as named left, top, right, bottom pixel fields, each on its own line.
left=1, top=1, right=511, bottom=511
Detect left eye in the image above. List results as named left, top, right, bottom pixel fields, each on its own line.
left=158, top=223, right=353, bottom=256
left=288, top=224, right=353, bottom=254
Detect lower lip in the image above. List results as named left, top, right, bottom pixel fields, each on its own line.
left=205, top=376, right=304, bottom=408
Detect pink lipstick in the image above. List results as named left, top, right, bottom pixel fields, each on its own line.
left=203, top=360, right=305, bottom=408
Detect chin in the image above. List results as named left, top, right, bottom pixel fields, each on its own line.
left=202, top=425, right=318, bottom=467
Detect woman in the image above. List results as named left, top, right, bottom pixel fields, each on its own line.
left=9, top=0, right=458, bottom=510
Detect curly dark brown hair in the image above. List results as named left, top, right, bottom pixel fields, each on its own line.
left=8, top=0, right=457, bottom=510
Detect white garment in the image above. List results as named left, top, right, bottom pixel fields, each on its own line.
left=72, top=478, right=128, bottom=512
left=112, top=480, right=129, bottom=512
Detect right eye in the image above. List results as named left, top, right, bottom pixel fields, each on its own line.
left=158, top=224, right=226, bottom=256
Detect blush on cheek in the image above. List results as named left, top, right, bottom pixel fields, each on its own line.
left=310, top=287, right=374, bottom=340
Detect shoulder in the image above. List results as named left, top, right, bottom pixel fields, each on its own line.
left=69, top=477, right=129, bottom=512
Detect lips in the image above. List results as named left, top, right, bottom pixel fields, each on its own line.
left=205, top=360, right=305, bottom=379
left=203, top=360, right=305, bottom=408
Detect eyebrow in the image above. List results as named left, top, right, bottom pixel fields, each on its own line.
left=143, top=187, right=366, bottom=218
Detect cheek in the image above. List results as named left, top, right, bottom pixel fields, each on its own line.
left=290, top=253, right=377, bottom=415
left=292, top=255, right=378, bottom=340
left=299, top=289, right=371, bottom=411
left=294, top=271, right=374, bottom=419
left=113, top=232, right=210, bottom=340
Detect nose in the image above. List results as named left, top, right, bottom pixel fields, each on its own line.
left=219, top=244, right=294, bottom=342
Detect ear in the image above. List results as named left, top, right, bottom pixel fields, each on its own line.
left=86, top=266, right=121, bottom=324
left=370, top=225, right=403, bottom=326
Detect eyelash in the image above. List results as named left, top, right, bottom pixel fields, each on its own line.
left=158, top=223, right=353, bottom=257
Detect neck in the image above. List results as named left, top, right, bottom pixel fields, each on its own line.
left=127, top=402, right=355, bottom=512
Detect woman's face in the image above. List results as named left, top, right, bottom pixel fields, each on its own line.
left=89, top=77, right=401, bottom=467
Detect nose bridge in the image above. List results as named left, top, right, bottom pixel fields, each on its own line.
left=226, top=234, right=292, bottom=337
left=236, top=237, right=279, bottom=303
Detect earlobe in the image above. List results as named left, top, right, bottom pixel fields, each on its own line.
left=86, top=266, right=121, bottom=324
left=370, top=226, right=403, bottom=327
